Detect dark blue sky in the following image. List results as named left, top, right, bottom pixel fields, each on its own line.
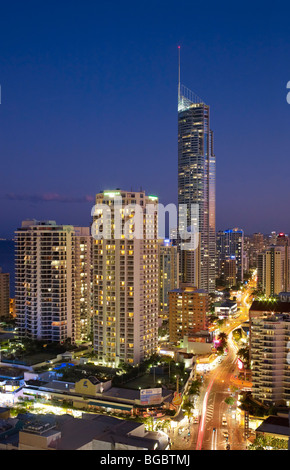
left=1, top=0, right=290, bottom=238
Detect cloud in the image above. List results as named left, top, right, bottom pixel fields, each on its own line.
left=4, top=192, right=94, bottom=204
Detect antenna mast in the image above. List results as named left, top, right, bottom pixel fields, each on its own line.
left=178, top=45, right=181, bottom=101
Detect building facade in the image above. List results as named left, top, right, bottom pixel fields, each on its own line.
left=74, top=227, right=93, bottom=343
left=158, top=239, right=179, bottom=321
left=249, top=301, right=290, bottom=406
left=0, top=268, right=10, bottom=318
left=15, top=220, right=92, bottom=344
left=168, top=284, right=209, bottom=343
left=249, top=232, right=265, bottom=269
left=257, top=245, right=290, bottom=297
left=177, top=84, right=216, bottom=293
left=216, top=228, right=244, bottom=285
left=92, top=190, right=159, bottom=366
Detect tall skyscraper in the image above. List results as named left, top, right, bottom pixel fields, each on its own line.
left=92, top=190, right=159, bottom=366
left=177, top=50, right=216, bottom=293
left=15, top=220, right=92, bottom=344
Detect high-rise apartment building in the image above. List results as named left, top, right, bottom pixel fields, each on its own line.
left=177, top=71, right=216, bottom=293
left=74, top=227, right=93, bottom=343
left=249, top=300, right=290, bottom=406
left=15, top=220, right=92, bottom=344
left=0, top=268, right=10, bottom=318
left=250, top=232, right=265, bottom=268
left=257, top=245, right=290, bottom=297
left=168, top=284, right=208, bottom=342
left=218, top=256, right=237, bottom=288
left=216, top=228, right=244, bottom=284
left=158, top=239, right=179, bottom=320
left=92, top=190, right=159, bottom=366
left=276, top=233, right=290, bottom=293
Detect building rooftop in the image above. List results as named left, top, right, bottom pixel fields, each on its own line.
left=256, top=415, right=290, bottom=437
left=221, top=300, right=237, bottom=307
left=2, top=413, right=170, bottom=450
left=170, top=287, right=207, bottom=294
left=104, top=386, right=172, bottom=404
left=250, top=300, right=290, bottom=313
left=104, top=387, right=140, bottom=402
left=0, top=366, right=26, bottom=380
left=28, top=379, right=75, bottom=393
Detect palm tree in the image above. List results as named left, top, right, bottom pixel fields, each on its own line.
left=182, top=398, right=193, bottom=422
left=238, top=347, right=250, bottom=368
left=188, top=379, right=201, bottom=398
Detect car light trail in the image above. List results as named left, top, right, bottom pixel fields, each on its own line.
left=196, top=376, right=215, bottom=450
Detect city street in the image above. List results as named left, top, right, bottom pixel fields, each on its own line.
left=171, top=277, right=255, bottom=451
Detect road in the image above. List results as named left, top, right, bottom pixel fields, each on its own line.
left=195, top=336, right=245, bottom=450
left=195, top=278, right=255, bottom=450
left=171, top=274, right=256, bottom=451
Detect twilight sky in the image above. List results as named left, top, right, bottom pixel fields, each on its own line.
left=1, top=0, right=290, bottom=238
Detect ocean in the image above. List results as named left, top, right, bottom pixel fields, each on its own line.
left=0, top=240, right=15, bottom=296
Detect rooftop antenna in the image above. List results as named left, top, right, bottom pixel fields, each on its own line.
left=178, top=45, right=181, bottom=101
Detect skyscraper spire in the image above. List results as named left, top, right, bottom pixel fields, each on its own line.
left=178, top=45, right=181, bottom=102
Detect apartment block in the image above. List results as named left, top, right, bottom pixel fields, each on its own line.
left=216, top=228, right=244, bottom=284
left=250, top=300, right=290, bottom=405
left=15, top=220, right=92, bottom=344
left=257, top=245, right=290, bottom=297
left=169, top=284, right=209, bottom=342
left=92, top=190, right=159, bottom=366
left=74, top=227, right=93, bottom=343
left=158, top=239, right=179, bottom=320
left=0, top=268, right=10, bottom=318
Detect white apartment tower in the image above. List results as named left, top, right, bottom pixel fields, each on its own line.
left=15, top=220, right=92, bottom=344
left=92, top=190, right=159, bottom=366
left=250, top=307, right=290, bottom=406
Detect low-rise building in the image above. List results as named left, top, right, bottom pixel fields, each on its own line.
left=214, top=300, right=238, bottom=319
left=255, top=412, right=290, bottom=448
left=0, top=366, right=26, bottom=406
left=21, top=373, right=173, bottom=415
left=0, top=412, right=170, bottom=450
left=181, top=332, right=213, bottom=355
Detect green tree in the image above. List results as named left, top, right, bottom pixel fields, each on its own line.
left=238, top=347, right=250, bottom=368
left=249, top=434, right=288, bottom=450
left=225, top=396, right=235, bottom=406
left=188, top=379, right=202, bottom=397
left=182, top=398, right=193, bottom=422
